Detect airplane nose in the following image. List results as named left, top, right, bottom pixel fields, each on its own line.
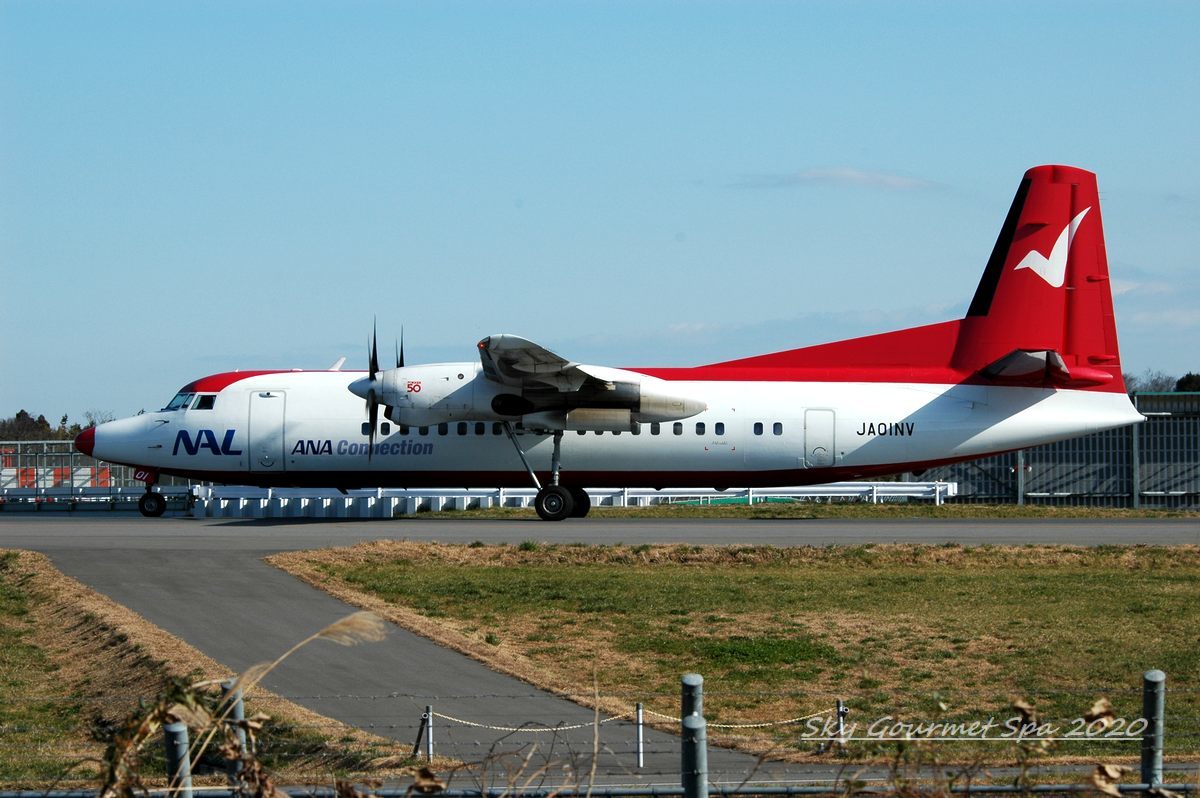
left=74, top=427, right=95, bottom=456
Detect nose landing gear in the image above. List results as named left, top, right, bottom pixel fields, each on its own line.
left=138, top=490, right=167, bottom=518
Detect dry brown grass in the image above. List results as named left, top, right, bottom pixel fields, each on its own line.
left=0, top=549, right=420, bottom=787
left=269, top=541, right=1200, bottom=765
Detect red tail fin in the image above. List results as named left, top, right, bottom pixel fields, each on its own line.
left=952, top=165, right=1125, bottom=392
left=671, top=165, right=1127, bottom=391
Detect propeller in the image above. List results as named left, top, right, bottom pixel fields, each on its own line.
left=365, top=322, right=381, bottom=460
left=348, top=321, right=405, bottom=462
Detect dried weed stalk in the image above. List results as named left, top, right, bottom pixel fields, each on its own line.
left=97, top=611, right=406, bottom=798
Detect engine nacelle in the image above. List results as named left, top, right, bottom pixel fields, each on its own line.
left=357, top=362, right=707, bottom=428
left=633, top=383, right=707, bottom=423
left=377, top=363, right=511, bottom=426
left=522, top=409, right=636, bottom=432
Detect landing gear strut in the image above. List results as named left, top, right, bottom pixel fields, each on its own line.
left=138, top=490, right=166, bottom=518
left=503, top=425, right=590, bottom=521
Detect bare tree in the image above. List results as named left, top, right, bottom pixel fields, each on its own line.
left=1124, top=369, right=1177, bottom=393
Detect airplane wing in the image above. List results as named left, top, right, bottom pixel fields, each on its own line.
left=477, top=334, right=602, bottom=391
left=476, top=334, right=706, bottom=427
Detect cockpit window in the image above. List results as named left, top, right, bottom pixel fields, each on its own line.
left=193, top=395, right=216, bottom=410
left=163, top=392, right=195, bottom=411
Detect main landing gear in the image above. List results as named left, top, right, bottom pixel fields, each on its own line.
left=502, top=425, right=590, bottom=521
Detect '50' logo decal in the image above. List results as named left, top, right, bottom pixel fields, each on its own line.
left=406, top=381, right=422, bottom=393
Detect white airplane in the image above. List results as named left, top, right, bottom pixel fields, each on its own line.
left=76, top=165, right=1143, bottom=520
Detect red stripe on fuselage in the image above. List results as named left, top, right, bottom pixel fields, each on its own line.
left=180, top=371, right=293, bottom=393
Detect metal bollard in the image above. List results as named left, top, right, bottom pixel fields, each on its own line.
left=1141, top=669, right=1165, bottom=787
left=163, top=721, right=194, bottom=798
left=682, top=714, right=708, bottom=798
left=221, top=679, right=248, bottom=776
left=681, top=673, right=703, bottom=718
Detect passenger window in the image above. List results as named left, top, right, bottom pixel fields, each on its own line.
left=673, top=422, right=683, bottom=435
left=613, top=430, right=621, bottom=436
left=651, top=423, right=660, bottom=435
left=632, top=425, right=640, bottom=435
left=594, top=430, right=603, bottom=435
left=774, top=422, right=783, bottom=435
left=381, top=422, right=391, bottom=435
left=419, top=426, right=429, bottom=436
left=194, top=395, right=216, bottom=410
left=361, top=422, right=371, bottom=436
left=400, top=424, right=410, bottom=435
left=754, top=422, right=763, bottom=435
left=715, top=422, right=725, bottom=436
left=695, top=422, right=705, bottom=435
left=577, top=430, right=587, bottom=436
left=457, top=422, right=468, bottom=435
left=438, top=423, right=449, bottom=436
left=475, top=422, right=485, bottom=435
left=493, top=422, right=503, bottom=435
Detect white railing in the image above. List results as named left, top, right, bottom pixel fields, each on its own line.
left=0, top=482, right=956, bottom=516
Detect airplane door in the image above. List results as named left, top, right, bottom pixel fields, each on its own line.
left=804, top=409, right=835, bottom=468
left=249, top=391, right=286, bottom=472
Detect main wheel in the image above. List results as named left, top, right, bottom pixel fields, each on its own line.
left=138, top=491, right=167, bottom=518
left=567, top=487, right=591, bottom=518
left=534, top=485, right=574, bottom=522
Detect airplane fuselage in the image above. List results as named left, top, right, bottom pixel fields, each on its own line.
left=89, top=367, right=1140, bottom=489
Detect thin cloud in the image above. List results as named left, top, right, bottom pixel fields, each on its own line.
left=731, top=167, right=938, bottom=191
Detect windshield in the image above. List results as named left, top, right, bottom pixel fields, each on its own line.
left=163, top=392, right=195, bottom=411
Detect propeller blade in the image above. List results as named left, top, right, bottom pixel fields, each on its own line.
left=367, top=388, right=378, bottom=461
left=369, top=320, right=380, bottom=379
left=396, top=327, right=405, bottom=369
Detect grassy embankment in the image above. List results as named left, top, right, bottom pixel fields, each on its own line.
left=0, top=549, right=414, bottom=788
left=273, top=541, right=1200, bottom=762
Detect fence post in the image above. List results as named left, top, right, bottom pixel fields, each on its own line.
left=1141, top=669, right=1165, bottom=787
left=681, top=673, right=707, bottom=798
left=425, top=704, right=434, bottom=762
left=1016, top=449, right=1026, bottom=505
left=221, top=678, right=248, bottom=776
left=1130, top=406, right=1142, bottom=509
left=636, top=702, right=644, bottom=769
left=163, top=721, right=194, bottom=798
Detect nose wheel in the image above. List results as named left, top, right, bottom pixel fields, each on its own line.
left=138, top=490, right=167, bottom=518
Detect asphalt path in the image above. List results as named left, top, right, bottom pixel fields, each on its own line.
left=1, top=513, right=1196, bottom=787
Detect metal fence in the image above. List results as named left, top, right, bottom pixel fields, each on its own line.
left=923, top=392, right=1199, bottom=508
left=0, top=440, right=195, bottom=491
left=1, top=672, right=1194, bottom=797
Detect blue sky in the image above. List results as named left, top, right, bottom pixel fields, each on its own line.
left=2, top=0, right=1197, bottom=422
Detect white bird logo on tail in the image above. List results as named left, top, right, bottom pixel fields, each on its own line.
left=1014, top=207, right=1091, bottom=288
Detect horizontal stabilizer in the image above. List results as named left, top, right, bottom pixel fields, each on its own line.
left=981, top=349, right=1113, bottom=388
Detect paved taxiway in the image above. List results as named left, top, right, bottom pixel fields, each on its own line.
left=1, top=514, right=1195, bottom=785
